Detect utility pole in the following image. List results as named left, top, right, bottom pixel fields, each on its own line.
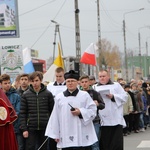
left=52, top=24, right=58, bottom=62
left=146, top=37, right=150, bottom=56
left=123, top=19, right=128, bottom=82
left=97, top=0, right=102, bottom=70
left=74, top=0, right=81, bottom=75
left=123, top=8, right=144, bottom=82
left=138, top=25, right=150, bottom=77
left=51, top=20, right=63, bottom=62
left=138, top=32, right=142, bottom=74
left=146, top=41, right=148, bottom=56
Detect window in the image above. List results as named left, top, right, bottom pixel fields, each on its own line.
left=0, top=13, right=4, bottom=17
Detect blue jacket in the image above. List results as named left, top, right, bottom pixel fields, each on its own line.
left=141, top=95, right=147, bottom=112
left=6, top=87, right=20, bottom=133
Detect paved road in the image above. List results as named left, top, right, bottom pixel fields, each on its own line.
left=57, top=127, right=150, bottom=150
left=124, top=127, right=150, bottom=150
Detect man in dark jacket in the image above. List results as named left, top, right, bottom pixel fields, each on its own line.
left=124, top=84, right=136, bottom=133
left=80, top=75, right=105, bottom=150
left=16, top=73, right=29, bottom=97
left=20, top=71, right=54, bottom=150
left=16, top=73, right=30, bottom=150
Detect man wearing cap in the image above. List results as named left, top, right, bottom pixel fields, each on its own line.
left=45, top=70, right=97, bottom=150
left=89, top=75, right=97, bottom=86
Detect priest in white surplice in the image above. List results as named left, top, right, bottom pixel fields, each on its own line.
left=45, top=70, right=97, bottom=150
left=93, top=69, right=128, bottom=150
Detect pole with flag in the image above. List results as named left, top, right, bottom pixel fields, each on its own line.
left=23, top=47, right=35, bottom=73
left=43, top=43, right=64, bottom=82
left=80, top=43, right=97, bottom=66
left=53, top=43, right=64, bottom=68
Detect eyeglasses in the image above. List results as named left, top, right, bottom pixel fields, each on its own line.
left=66, top=80, right=77, bottom=84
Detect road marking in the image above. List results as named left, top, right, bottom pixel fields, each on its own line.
left=137, top=141, right=150, bottom=148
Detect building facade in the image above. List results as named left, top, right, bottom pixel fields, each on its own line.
left=0, top=4, right=15, bottom=27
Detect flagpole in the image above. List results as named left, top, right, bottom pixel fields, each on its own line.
left=58, top=26, right=63, bottom=56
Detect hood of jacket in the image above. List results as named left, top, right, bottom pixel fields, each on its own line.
left=6, top=87, right=17, bottom=96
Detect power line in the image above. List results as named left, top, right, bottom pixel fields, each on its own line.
left=30, top=24, right=51, bottom=48
left=19, top=0, right=57, bottom=16
left=30, top=0, right=67, bottom=48
left=19, top=21, right=122, bottom=34
left=61, top=25, right=122, bottom=33
left=101, top=0, right=121, bottom=27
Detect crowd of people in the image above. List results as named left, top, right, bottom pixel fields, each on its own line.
left=117, top=77, right=150, bottom=135
left=0, top=67, right=150, bottom=150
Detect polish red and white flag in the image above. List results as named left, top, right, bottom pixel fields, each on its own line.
left=80, top=43, right=97, bottom=66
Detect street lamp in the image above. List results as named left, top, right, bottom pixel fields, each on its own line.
left=123, top=8, right=144, bottom=82
left=51, top=20, right=63, bottom=62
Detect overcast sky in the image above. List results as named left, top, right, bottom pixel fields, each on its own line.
left=1, top=0, right=150, bottom=60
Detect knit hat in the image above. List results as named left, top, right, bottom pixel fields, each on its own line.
left=142, top=82, right=147, bottom=88
left=124, top=84, right=130, bottom=89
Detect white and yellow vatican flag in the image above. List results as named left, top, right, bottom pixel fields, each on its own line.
left=43, top=43, right=64, bottom=82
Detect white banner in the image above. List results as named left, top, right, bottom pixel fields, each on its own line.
left=0, top=45, right=23, bottom=81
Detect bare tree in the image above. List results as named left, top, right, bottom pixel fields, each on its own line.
left=96, top=39, right=121, bottom=70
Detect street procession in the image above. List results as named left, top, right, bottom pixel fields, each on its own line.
left=0, top=0, right=150, bottom=150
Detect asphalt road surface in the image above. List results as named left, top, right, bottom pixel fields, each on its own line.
left=124, top=127, right=150, bottom=150
left=57, top=127, right=150, bottom=150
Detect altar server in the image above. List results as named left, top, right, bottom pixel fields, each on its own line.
left=45, top=70, right=97, bottom=150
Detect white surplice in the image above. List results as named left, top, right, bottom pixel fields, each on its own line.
left=94, top=82, right=128, bottom=127
left=45, top=90, right=98, bottom=148
left=47, top=84, right=67, bottom=97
